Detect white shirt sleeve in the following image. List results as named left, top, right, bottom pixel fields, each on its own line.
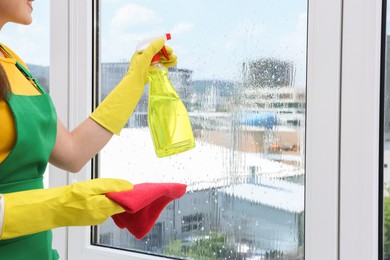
left=0, top=195, right=4, bottom=238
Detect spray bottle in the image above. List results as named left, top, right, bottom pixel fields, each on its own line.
left=136, top=33, right=195, bottom=157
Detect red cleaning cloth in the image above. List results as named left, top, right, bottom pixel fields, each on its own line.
left=106, top=182, right=187, bottom=240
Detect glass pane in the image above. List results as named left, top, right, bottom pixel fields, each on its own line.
left=96, top=0, right=307, bottom=259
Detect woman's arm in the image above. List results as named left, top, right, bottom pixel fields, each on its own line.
left=49, top=118, right=113, bottom=173
left=49, top=39, right=177, bottom=173
left=0, top=178, right=133, bottom=239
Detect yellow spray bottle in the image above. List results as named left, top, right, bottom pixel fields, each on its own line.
left=136, top=33, right=195, bottom=157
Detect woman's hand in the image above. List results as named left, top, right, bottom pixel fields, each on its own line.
left=0, top=178, right=133, bottom=240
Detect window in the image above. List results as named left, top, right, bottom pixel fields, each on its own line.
left=47, top=0, right=384, bottom=259
left=94, top=0, right=307, bottom=259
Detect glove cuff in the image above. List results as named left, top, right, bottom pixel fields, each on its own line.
left=89, top=74, right=146, bottom=135
left=0, top=195, right=4, bottom=239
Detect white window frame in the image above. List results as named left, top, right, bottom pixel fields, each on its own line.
left=305, top=0, right=342, bottom=258
left=339, top=0, right=382, bottom=259
left=49, top=0, right=383, bottom=259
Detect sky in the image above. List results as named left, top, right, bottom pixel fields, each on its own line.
left=0, top=0, right=307, bottom=84
left=101, top=0, right=307, bottom=83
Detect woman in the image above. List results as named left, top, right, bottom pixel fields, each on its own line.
left=0, top=0, right=177, bottom=259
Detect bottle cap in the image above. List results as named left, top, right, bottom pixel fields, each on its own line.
left=137, top=33, right=171, bottom=63
left=136, top=33, right=172, bottom=53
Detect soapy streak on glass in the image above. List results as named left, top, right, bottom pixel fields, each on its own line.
left=96, top=0, right=307, bottom=259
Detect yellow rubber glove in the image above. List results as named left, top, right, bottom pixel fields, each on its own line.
left=159, top=46, right=177, bottom=68
left=90, top=38, right=178, bottom=135
left=0, top=178, right=133, bottom=240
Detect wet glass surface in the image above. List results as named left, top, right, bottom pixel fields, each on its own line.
left=96, top=0, right=307, bottom=259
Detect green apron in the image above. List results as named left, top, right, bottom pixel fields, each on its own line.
left=0, top=60, right=59, bottom=259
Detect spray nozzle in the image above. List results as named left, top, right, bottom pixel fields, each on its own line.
left=136, top=33, right=171, bottom=63
left=152, top=45, right=170, bottom=63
